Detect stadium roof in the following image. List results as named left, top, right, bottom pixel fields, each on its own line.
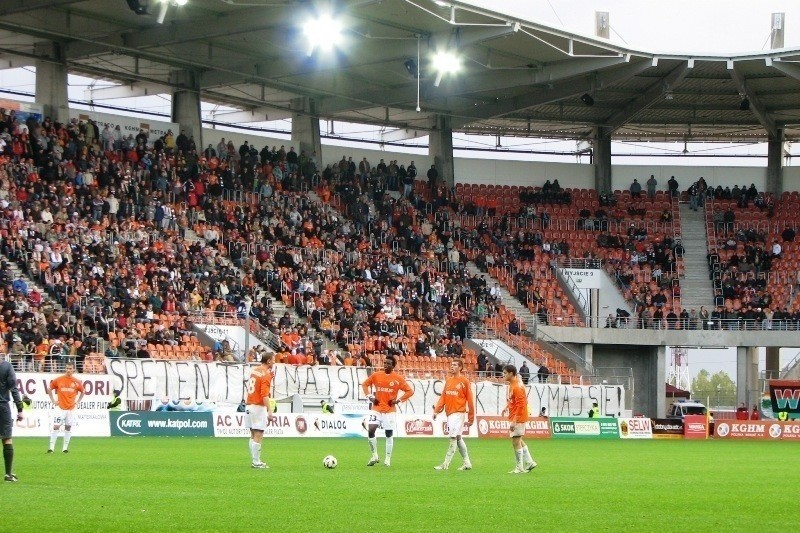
left=3, top=0, right=800, bottom=142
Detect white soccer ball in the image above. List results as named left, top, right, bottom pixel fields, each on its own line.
left=323, top=455, right=338, bottom=469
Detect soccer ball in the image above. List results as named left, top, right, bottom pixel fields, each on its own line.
left=323, top=455, right=338, bottom=469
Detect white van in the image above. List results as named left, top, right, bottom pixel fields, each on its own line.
left=667, top=400, right=708, bottom=419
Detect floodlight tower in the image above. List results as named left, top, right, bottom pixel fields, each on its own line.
left=668, top=347, right=691, bottom=392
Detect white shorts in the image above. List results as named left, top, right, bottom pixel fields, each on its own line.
left=366, top=411, right=396, bottom=432
left=509, top=422, right=526, bottom=438
left=445, top=412, right=467, bottom=438
left=247, top=405, right=267, bottom=431
left=52, top=408, right=76, bottom=428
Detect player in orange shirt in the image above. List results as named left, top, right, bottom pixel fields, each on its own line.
left=46, top=363, right=85, bottom=453
left=246, top=354, right=276, bottom=469
left=502, top=364, right=536, bottom=474
left=361, top=355, right=413, bottom=467
left=433, top=358, right=475, bottom=471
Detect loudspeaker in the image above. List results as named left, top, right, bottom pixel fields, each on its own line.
left=126, top=0, right=149, bottom=15
left=404, top=59, right=419, bottom=78
left=580, top=93, right=595, bottom=106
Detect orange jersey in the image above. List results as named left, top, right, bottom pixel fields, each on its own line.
left=361, top=370, right=413, bottom=413
left=506, top=378, right=529, bottom=424
left=435, top=375, right=475, bottom=420
left=246, top=366, right=273, bottom=406
left=49, top=375, right=84, bottom=410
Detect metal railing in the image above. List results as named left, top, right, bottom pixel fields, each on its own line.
left=538, top=312, right=800, bottom=331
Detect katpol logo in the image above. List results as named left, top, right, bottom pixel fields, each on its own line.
left=116, top=412, right=143, bottom=435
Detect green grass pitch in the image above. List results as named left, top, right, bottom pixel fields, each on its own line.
left=4, top=437, right=797, bottom=531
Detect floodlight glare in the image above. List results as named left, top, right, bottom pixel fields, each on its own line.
left=432, top=50, right=460, bottom=87
left=304, top=13, right=344, bottom=56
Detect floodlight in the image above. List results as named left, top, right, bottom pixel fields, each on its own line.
left=432, top=50, right=460, bottom=87
left=304, top=13, right=344, bottom=56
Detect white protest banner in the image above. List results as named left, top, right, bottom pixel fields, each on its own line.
left=106, top=361, right=625, bottom=416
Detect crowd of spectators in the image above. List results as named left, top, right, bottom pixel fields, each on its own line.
left=0, top=108, right=512, bottom=377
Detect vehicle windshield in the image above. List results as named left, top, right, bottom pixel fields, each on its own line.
left=683, top=406, right=707, bottom=415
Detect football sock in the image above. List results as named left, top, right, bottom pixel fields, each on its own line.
left=49, top=431, right=58, bottom=451
left=515, top=449, right=524, bottom=468
left=457, top=438, right=470, bottom=463
left=249, top=440, right=259, bottom=462
left=444, top=440, right=457, bottom=466
left=63, top=432, right=72, bottom=451
left=3, top=443, right=13, bottom=476
left=385, top=436, right=394, bottom=460
left=368, top=437, right=378, bottom=457
left=522, top=445, right=533, bottom=464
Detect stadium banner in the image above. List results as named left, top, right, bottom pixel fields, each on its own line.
left=683, top=415, right=708, bottom=439
left=713, top=421, right=800, bottom=440
left=618, top=417, right=653, bottom=439
left=651, top=419, right=684, bottom=439
left=14, top=409, right=110, bottom=437
left=476, top=416, right=551, bottom=439
left=109, top=411, right=214, bottom=437
left=550, top=417, right=620, bottom=439
left=768, top=380, right=800, bottom=415
left=211, top=410, right=476, bottom=438
left=105, top=360, right=625, bottom=417
left=74, top=109, right=178, bottom=146
left=15, top=372, right=116, bottom=411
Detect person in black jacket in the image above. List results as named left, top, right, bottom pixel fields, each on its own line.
left=0, top=360, right=24, bottom=482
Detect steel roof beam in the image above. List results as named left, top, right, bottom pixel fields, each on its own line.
left=602, top=62, right=690, bottom=133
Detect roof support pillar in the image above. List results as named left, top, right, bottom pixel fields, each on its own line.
left=34, top=42, right=68, bottom=123
left=290, top=97, right=322, bottom=166
left=429, top=114, right=454, bottom=189
left=766, top=128, right=784, bottom=196
left=593, top=126, right=612, bottom=193
left=737, top=346, right=759, bottom=409
left=170, top=70, right=202, bottom=148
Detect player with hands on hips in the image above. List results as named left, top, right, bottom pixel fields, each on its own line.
left=361, top=355, right=414, bottom=467
left=433, top=358, right=475, bottom=471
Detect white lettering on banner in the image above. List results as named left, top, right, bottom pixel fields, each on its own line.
left=105, top=361, right=625, bottom=415
left=14, top=409, right=110, bottom=437
left=558, top=268, right=602, bottom=289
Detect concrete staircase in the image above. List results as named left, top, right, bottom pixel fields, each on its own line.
left=1, top=252, right=63, bottom=314
left=465, top=261, right=537, bottom=331
left=678, top=203, right=715, bottom=311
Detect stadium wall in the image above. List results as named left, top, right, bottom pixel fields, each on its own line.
left=201, top=125, right=785, bottom=192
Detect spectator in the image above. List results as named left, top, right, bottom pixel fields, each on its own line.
left=646, top=175, right=657, bottom=198
left=630, top=179, right=642, bottom=198
left=537, top=364, right=550, bottom=383
left=519, top=362, right=530, bottom=385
